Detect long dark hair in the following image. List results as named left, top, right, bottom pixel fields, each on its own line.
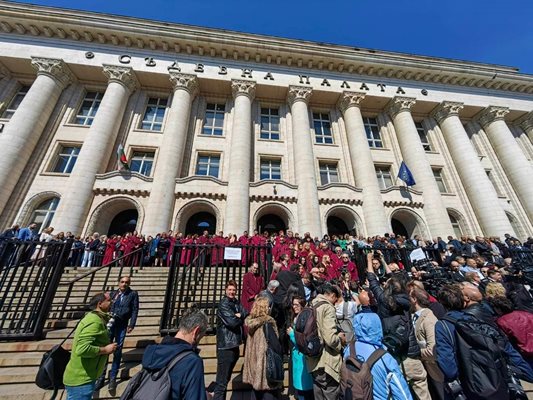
left=383, top=274, right=407, bottom=312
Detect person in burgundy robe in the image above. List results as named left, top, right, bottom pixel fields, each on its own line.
left=238, top=231, right=250, bottom=266
left=211, top=231, right=226, bottom=266
left=338, top=253, right=359, bottom=282
left=240, top=263, right=264, bottom=313
left=103, top=235, right=118, bottom=265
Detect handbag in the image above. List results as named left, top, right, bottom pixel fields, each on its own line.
left=35, top=323, right=78, bottom=400
left=263, top=323, right=284, bottom=384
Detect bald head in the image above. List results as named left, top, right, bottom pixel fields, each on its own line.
left=461, top=282, right=483, bottom=305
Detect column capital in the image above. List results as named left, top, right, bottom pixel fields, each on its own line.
left=169, top=72, right=198, bottom=96
left=231, top=79, right=256, bottom=100
left=102, top=64, right=138, bottom=93
left=431, top=101, right=464, bottom=124
left=287, top=85, right=313, bottom=106
left=475, top=106, right=509, bottom=128
left=30, top=57, right=74, bottom=88
left=386, top=96, right=416, bottom=119
left=0, top=61, right=11, bottom=79
left=337, top=91, right=366, bottom=113
left=515, top=111, right=533, bottom=132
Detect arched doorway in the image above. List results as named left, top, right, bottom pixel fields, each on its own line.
left=327, top=216, right=350, bottom=236
left=391, top=218, right=409, bottom=238
left=185, top=212, right=216, bottom=235
left=257, top=214, right=286, bottom=234
left=108, top=209, right=138, bottom=236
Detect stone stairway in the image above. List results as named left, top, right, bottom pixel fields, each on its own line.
left=0, top=266, right=287, bottom=400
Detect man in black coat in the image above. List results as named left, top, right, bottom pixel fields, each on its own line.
left=213, top=280, right=247, bottom=400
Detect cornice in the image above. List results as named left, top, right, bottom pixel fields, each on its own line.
left=318, top=198, right=363, bottom=206
left=250, top=194, right=297, bottom=203
left=175, top=176, right=228, bottom=186
left=95, top=170, right=153, bottom=182
left=380, top=185, right=423, bottom=196
left=1, top=2, right=531, bottom=94
left=93, top=188, right=150, bottom=197
left=176, top=191, right=226, bottom=200
left=317, top=182, right=363, bottom=193
left=249, top=180, right=298, bottom=190
left=384, top=200, right=424, bottom=208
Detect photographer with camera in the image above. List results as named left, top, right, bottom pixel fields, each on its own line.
left=95, top=275, right=139, bottom=391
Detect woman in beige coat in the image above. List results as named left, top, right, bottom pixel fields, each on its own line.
left=243, top=297, right=283, bottom=399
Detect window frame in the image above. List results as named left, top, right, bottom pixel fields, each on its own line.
left=30, top=197, right=60, bottom=233
left=1, top=85, right=30, bottom=120
left=415, top=121, right=432, bottom=152
left=432, top=168, right=448, bottom=193
left=195, top=153, right=221, bottom=178
left=259, top=157, right=282, bottom=180
left=51, top=144, right=81, bottom=174
left=312, top=112, right=334, bottom=145
left=74, top=91, right=103, bottom=126
left=319, top=161, right=340, bottom=185
left=363, top=117, right=384, bottom=148
left=140, top=97, right=168, bottom=132
left=259, top=107, right=281, bottom=141
left=375, top=165, right=393, bottom=190
left=129, top=150, right=155, bottom=177
left=202, top=102, right=225, bottom=136
left=485, top=169, right=504, bottom=197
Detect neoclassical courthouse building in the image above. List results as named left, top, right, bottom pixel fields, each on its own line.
left=0, top=2, right=532, bottom=240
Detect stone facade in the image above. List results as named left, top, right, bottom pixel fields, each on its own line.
left=0, top=3, right=532, bottom=239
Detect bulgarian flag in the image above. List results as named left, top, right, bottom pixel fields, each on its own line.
left=117, top=143, right=130, bottom=170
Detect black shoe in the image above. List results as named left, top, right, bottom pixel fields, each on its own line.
left=94, top=376, right=105, bottom=391
left=108, top=378, right=117, bottom=391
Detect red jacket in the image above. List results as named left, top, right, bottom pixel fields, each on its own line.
left=497, top=310, right=533, bottom=359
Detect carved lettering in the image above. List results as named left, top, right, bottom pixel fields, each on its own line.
left=194, top=63, right=204, bottom=73
left=218, top=66, right=227, bottom=75
left=241, top=68, right=253, bottom=78
left=321, top=79, right=331, bottom=87
left=119, top=55, right=131, bottom=64
left=360, top=82, right=370, bottom=91
left=299, top=75, right=310, bottom=85
left=340, top=81, right=350, bottom=89
left=144, top=57, right=156, bottom=67
left=396, top=86, right=405, bottom=94
left=168, top=61, right=181, bottom=71
left=377, top=83, right=386, bottom=92
left=264, top=72, right=274, bottom=80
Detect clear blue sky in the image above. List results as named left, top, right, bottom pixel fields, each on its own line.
left=11, top=0, right=533, bottom=74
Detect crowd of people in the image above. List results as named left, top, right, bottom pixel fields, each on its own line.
left=29, top=223, right=533, bottom=400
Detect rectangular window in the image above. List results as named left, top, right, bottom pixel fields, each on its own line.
left=415, top=122, right=432, bottom=151
left=375, top=166, right=393, bottom=190
left=75, top=91, right=103, bottom=126
left=313, top=112, right=333, bottom=144
left=260, top=158, right=281, bottom=180
left=195, top=154, right=220, bottom=178
left=141, top=97, right=167, bottom=131
left=1, top=85, right=30, bottom=119
left=319, top=162, right=339, bottom=185
left=203, top=103, right=225, bottom=136
left=486, top=170, right=503, bottom=196
left=130, top=151, right=154, bottom=176
left=433, top=168, right=448, bottom=193
left=260, top=107, right=280, bottom=140
left=364, top=117, right=383, bottom=148
left=52, top=145, right=81, bottom=174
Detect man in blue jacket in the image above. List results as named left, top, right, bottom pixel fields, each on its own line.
left=141, top=309, right=208, bottom=399
left=17, top=223, right=37, bottom=241
left=344, top=312, right=412, bottom=400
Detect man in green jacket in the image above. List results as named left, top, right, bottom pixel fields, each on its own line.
left=63, top=292, right=117, bottom=400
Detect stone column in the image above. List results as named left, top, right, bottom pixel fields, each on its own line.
left=516, top=111, right=533, bottom=144
left=223, top=80, right=256, bottom=235
left=476, top=106, right=533, bottom=223
left=0, top=61, right=11, bottom=99
left=53, top=65, right=138, bottom=234
left=0, top=57, right=73, bottom=216
left=338, top=92, right=389, bottom=235
left=432, top=102, right=513, bottom=237
left=386, top=97, right=454, bottom=238
left=142, top=72, right=198, bottom=235
left=287, top=86, right=322, bottom=236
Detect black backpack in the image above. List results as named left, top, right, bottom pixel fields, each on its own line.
left=294, top=300, right=329, bottom=357
left=442, top=312, right=511, bottom=400
left=382, top=311, right=411, bottom=358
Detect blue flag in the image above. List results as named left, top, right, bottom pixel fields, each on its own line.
left=398, top=161, right=416, bottom=186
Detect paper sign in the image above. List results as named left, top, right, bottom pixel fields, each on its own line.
left=224, top=247, right=242, bottom=260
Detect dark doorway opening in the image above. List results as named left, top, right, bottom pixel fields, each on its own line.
left=327, top=216, right=351, bottom=236
left=257, top=214, right=286, bottom=235
left=391, top=218, right=409, bottom=238
left=108, top=209, right=138, bottom=236
left=185, top=212, right=216, bottom=235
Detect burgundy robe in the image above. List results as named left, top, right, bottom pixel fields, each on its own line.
left=240, top=272, right=264, bottom=313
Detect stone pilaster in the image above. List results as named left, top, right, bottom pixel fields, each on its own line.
left=53, top=65, right=138, bottom=234
left=338, top=92, right=389, bottom=235
left=386, top=96, right=454, bottom=238
left=0, top=57, right=73, bottom=216
left=287, top=85, right=322, bottom=236
left=223, top=80, right=256, bottom=235
left=431, top=102, right=513, bottom=237
left=475, top=106, right=533, bottom=224
left=142, top=73, right=198, bottom=235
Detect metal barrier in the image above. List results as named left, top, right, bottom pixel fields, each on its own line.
left=0, top=239, right=72, bottom=340
left=55, top=246, right=146, bottom=320
left=160, top=244, right=272, bottom=335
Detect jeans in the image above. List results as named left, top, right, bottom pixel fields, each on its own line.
left=109, top=321, right=128, bottom=379
left=65, top=382, right=95, bottom=400
left=213, top=347, right=239, bottom=400
left=81, top=250, right=95, bottom=267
